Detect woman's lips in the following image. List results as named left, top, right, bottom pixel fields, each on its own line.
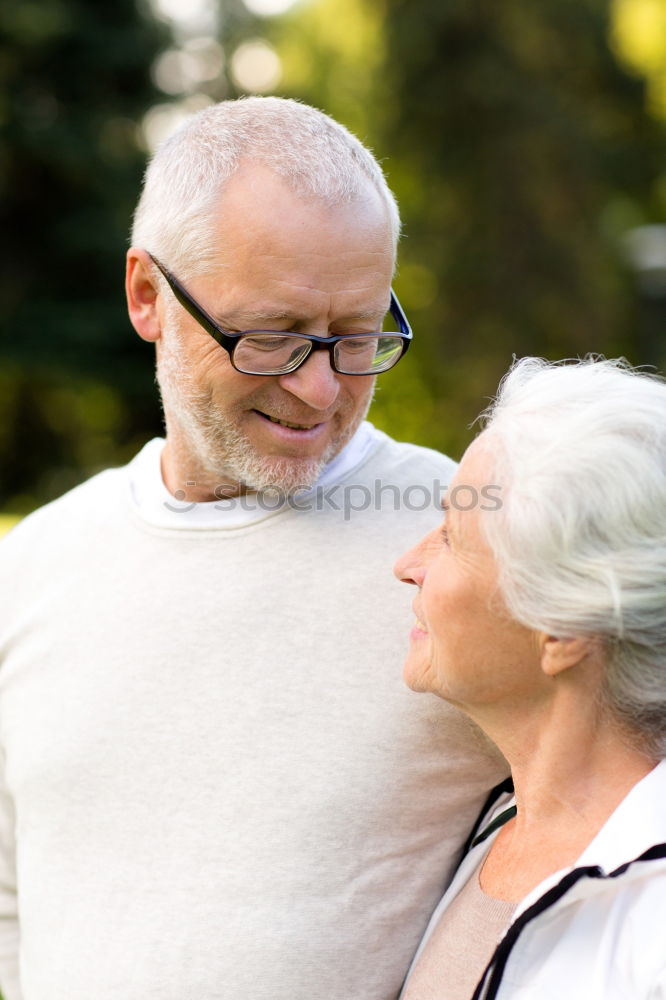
left=410, top=615, right=428, bottom=640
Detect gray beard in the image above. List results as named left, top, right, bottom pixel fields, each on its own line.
left=156, top=325, right=372, bottom=496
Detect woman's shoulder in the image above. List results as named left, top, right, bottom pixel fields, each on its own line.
left=514, top=862, right=666, bottom=998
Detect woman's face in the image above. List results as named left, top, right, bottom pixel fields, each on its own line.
left=394, top=440, right=543, bottom=710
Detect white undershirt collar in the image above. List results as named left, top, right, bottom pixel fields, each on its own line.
left=129, top=421, right=381, bottom=529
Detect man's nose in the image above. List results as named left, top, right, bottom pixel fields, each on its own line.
left=278, top=348, right=341, bottom=410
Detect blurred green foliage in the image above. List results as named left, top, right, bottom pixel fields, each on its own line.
left=271, top=0, right=666, bottom=455
left=612, top=0, right=666, bottom=115
left=0, top=0, right=168, bottom=511
left=1, top=0, right=666, bottom=517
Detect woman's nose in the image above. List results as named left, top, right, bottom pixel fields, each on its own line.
left=394, top=544, right=426, bottom=587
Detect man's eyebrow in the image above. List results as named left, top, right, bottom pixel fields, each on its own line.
left=213, top=308, right=293, bottom=326
left=441, top=498, right=450, bottom=514
left=343, top=305, right=391, bottom=322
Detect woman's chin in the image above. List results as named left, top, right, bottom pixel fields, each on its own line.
left=402, top=657, right=434, bottom=694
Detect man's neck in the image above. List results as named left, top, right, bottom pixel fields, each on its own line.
left=160, top=437, right=253, bottom=501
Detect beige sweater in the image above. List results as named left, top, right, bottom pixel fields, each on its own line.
left=401, top=856, right=516, bottom=1000
left=0, top=426, right=506, bottom=1000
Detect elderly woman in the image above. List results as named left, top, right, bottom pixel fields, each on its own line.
left=395, top=357, right=666, bottom=1000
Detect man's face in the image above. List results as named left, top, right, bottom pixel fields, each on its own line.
left=155, top=164, right=395, bottom=497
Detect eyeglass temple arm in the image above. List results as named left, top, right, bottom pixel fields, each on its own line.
left=147, top=253, right=239, bottom=350
left=390, top=290, right=412, bottom=357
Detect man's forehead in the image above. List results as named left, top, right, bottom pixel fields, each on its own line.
left=223, top=301, right=392, bottom=325
left=213, top=161, right=393, bottom=234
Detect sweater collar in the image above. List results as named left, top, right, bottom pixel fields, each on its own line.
left=128, top=421, right=382, bottom=530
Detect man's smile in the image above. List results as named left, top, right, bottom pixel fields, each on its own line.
left=260, top=412, right=322, bottom=430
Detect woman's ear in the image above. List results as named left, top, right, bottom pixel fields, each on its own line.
left=539, top=634, right=593, bottom=677
left=126, top=248, right=162, bottom=343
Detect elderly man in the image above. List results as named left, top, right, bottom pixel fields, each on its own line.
left=0, top=98, right=504, bottom=1000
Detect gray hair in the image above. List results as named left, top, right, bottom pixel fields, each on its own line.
left=131, top=96, right=400, bottom=279
left=480, top=356, right=666, bottom=757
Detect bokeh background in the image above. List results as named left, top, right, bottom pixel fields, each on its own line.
left=2, top=0, right=666, bottom=531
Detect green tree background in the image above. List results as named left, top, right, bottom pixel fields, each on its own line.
left=1, top=0, right=666, bottom=522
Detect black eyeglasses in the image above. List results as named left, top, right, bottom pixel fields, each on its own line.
left=148, top=253, right=412, bottom=376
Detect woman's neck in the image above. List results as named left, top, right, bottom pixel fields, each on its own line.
left=468, top=685, right=657, bottom=902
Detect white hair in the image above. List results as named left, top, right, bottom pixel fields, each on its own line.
left=131, top=96, right=400, bottom=279
left=480, top=356, right=666, bottom=757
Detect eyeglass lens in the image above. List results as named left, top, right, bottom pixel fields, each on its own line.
left=232, top=334, right=404, bottom=375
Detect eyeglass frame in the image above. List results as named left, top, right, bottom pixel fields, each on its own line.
left=147, top=252, right=412, bottom=376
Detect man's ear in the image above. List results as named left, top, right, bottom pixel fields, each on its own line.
left=126, top=248, right=162, bottom=343
left=539, top=633, right=593, bottom=677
